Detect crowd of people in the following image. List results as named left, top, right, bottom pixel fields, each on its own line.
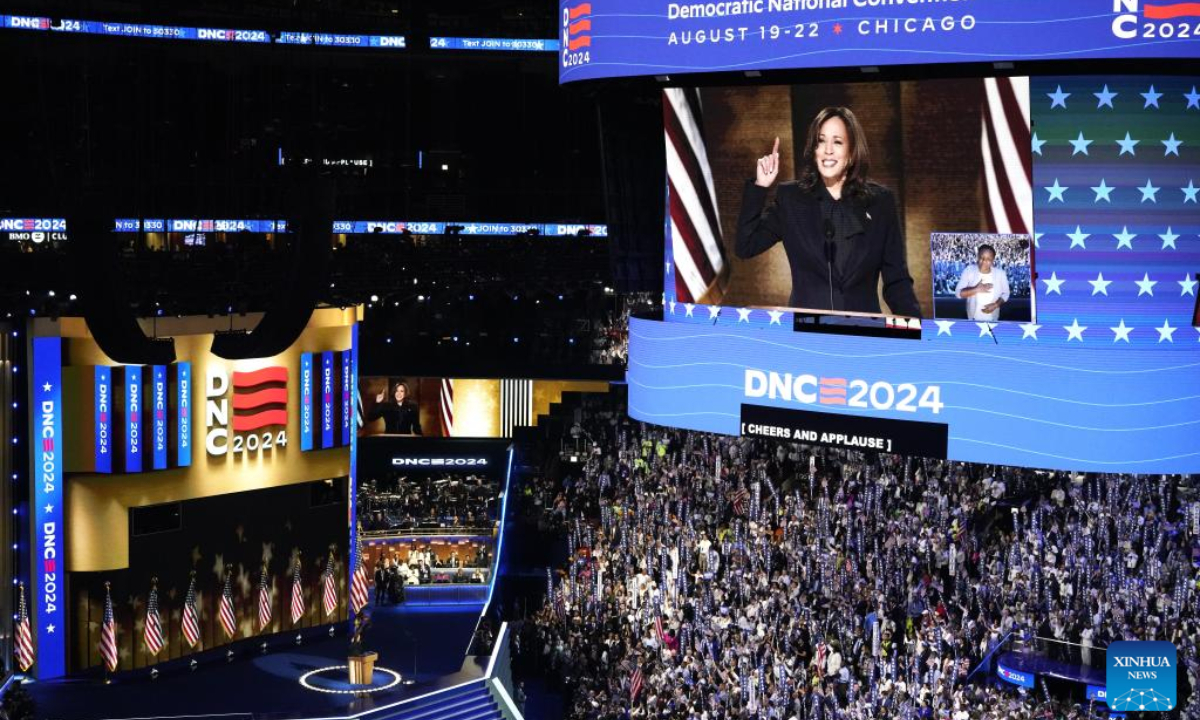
left=517, top=391, right=1200, bottom=719
left=588, top=293, right=659, bottom=365
left=360, top=473, right=498, bottom=531
left=372, top=543, right=493, bottom=603
left=931, top=233, right=1032, bottom=299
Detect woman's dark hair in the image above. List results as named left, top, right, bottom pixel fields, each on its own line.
left=977, top=244, right=997, bottom=258
left=798, top=106, right=872, bottom=201
left=392, top=381, right=411, bottom=402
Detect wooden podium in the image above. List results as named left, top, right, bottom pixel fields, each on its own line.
left=347, top=652, right=379, bottom=686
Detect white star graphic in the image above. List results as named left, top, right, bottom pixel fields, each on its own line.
left=665, top=261, right=672, bottom=272
left=1135, top=273, right=1158, bottom=297
left=935, top=320, right=955, bottom=336
left=1047, top=85, right=1070, bottom=109
left=1031, top=133, right=1046, bottom=155
left=1094, top=84, right=1118, bottom=108
left=1044, top=179, right=1068, bottom=203
left=1090, top=179, right=1114, bottom=203
left=46, top=624, right=55, bottom=634
left=736, top=308, right=752, bottom=323
left=1064, top=319, right=1087, bottom=342
left=707, top=305, right=721, bottom=320
left=42, top=382, right=51, bottom=392
left=44, top=504, right=53, bottom=514
left=1159, top=227, right=1179, bottom=249
left=1163, top=133, right=1183, bottom=157
left=1113, top=226, right=1137, bottom=249
left=1179, top=273, right=1198, bottom=297
left=669, top=301, right=677, bottom=314
left=1182, top=180, right=1199, bottom=203
left=1142, top=85, right=1163, bottom=108
left=1110, top=320, right=1134, bottom=343
left=1157, top=319, right=1176, bottom=343
left=1138, top=179, right=1160, bottom=203
left=684, top=303, right=695, bottom=317
left=767, top=310, right=784, bottom=325
left=1042, top=272, right=1065, bottom=295
left=1069, top=131, right=1093, bottom=156
left=1019, top=323, right=1042, bottom=340
left=1117, top=132, right=1139, bottom=156
left=976, top=322, right=996, bottom=338
left=1033, top=232, right=1043, bottom=248
left=1089, top=273, right=1113, bottom=296
left=1067, top=226, right=1090, bottom=249
left=1187, top=86, right=1200, bottom=109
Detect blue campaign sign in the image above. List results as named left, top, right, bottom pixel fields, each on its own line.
left=997, top=663, right=1035, bottom=689
left=94, top=366, right=112, bottom=473
left=627, top=317, right=1200, bottom=473
left=176, top=362, right=192, bottom=467
left=31, top=337, right=65, bottom=678
left=321, top=351, right=335, bottom=449
left=151, top=366, right=168, bottom=470
left=332, top=220, right=609, bottom=236
left=1086, top=685, right=1107, bottom=703
left=558, top=1, right=1200, bottom=83
left=341, top=350, right=352, bottom=446
left=300, top=353, right=315, bottom=451
left=124, top=366, right=143, bottom=473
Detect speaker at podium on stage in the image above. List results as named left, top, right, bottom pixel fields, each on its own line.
left=347, top=612, right=378, bottom=686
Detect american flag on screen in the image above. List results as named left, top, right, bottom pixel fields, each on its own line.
left=665, top=88, right=729, bottom=304
left=99, top=582, right=118, bottom=672
left=1031, top=76, right=1200, bottom=343
left=257, top=564, right=272, bottom=631
left=321, top=552, right=338, bottom=618
left=982, top=77, right=1033, bottom=234
left=182, top=573, right=201, bottom=648
left=290, top=558, right=305, bottom=625
left=144, top=579, right=165, bottom=656
left=218, top=572, right=236, bottom=639
left=15, top=584, right=34, bottom=672
left=440, top=378, right=455, bottom=437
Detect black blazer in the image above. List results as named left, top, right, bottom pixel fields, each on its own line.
left=369, top=401, right=422, bottom=435
left=735, top=180, right=922, bottom=317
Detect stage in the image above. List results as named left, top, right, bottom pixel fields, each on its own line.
left=27, top=595, right=488, bottom=720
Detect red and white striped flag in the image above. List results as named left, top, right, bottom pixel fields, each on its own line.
left=981, top=76, right=1032, bottom=234
left=144, top=579, right=165, bottom=656
left=15, top=583, right=34, bottom=672
left=730, top=487, right=749, bottom=516
left=321, top=552, right=338, bottom=617
left=630, top=666, right=645, bottom=702
left=99, top=582, right=119, bottom=672
left=350, top=533, right=369, bottom=614
left=182, top=573, right=201, bottom=648
left=218, top=572, right=236, bottom=639
left=664, top=87, right=728, bottom=304
left=257, top=564, right=272, bottom=631
left=290, top=559, right=305, bottom=625
left=439, top=378, right=455, bottom=437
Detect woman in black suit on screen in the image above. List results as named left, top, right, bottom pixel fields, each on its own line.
left=369, top=381, right=422, bottom=435
left=736, top=107, right=921, bottom=318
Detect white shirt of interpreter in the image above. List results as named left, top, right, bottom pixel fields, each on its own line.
left=954, top=264, right=1010, bottom=321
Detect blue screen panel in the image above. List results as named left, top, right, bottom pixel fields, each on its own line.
left=176, top=362, right=192, bottom=468
left=430, top=36, right=558, bottom=52
left=124, top=366, right=143, bottom=473
left=31, top=337, right=66, bottom=678
left=150, top=366, right=168, bottom=470
left=300, top=353, right=314, bottom=451
left=321, top=351, right=335, bottom=449
left=94, top=366, right=112, bottom=473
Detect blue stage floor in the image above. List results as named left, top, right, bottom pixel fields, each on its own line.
left=998, top=650, right=1106, bottom=686
left=28, top=597, right=486, bottom=720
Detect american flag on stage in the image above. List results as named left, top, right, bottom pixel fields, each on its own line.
left=439, top=378, right=455, bottom=437
left=218, top=572, right=237, bottom=639
left=99, top=582, right=119, bottom=672
left=321, top=552, right=338, bottom=617
left=182, top=573, right=201, bottom=648
left=630, top=665, right=645, bottom=702
left=144, top=579, right=165, bottom=656
left=257, top=564, right=272, bottom=631
left=15, top=583, right=34, bottom=672
left=982, top=77, right=1033, bottom=234
left=350, top=532, right=369, bottom=614
left=665, top=88, right=729, bottom=304
left=290, top=558, right=305, bottom=625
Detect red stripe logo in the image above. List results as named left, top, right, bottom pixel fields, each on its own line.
left=568, top=3, right=592, bottom=19
left=1145, top=2, right=1200, bottom=18
left=232, top=366, right=289, bottom=429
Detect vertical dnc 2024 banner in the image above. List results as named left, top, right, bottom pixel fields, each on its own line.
left=31, top=337, right=65, bottom=678
left=559, top=1, right=1200, bottom=83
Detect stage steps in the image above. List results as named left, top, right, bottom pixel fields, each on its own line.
left=378, top=681, right=502, bottom=720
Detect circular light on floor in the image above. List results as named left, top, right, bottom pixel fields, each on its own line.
left=298, top=665, right=402, bottom=694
